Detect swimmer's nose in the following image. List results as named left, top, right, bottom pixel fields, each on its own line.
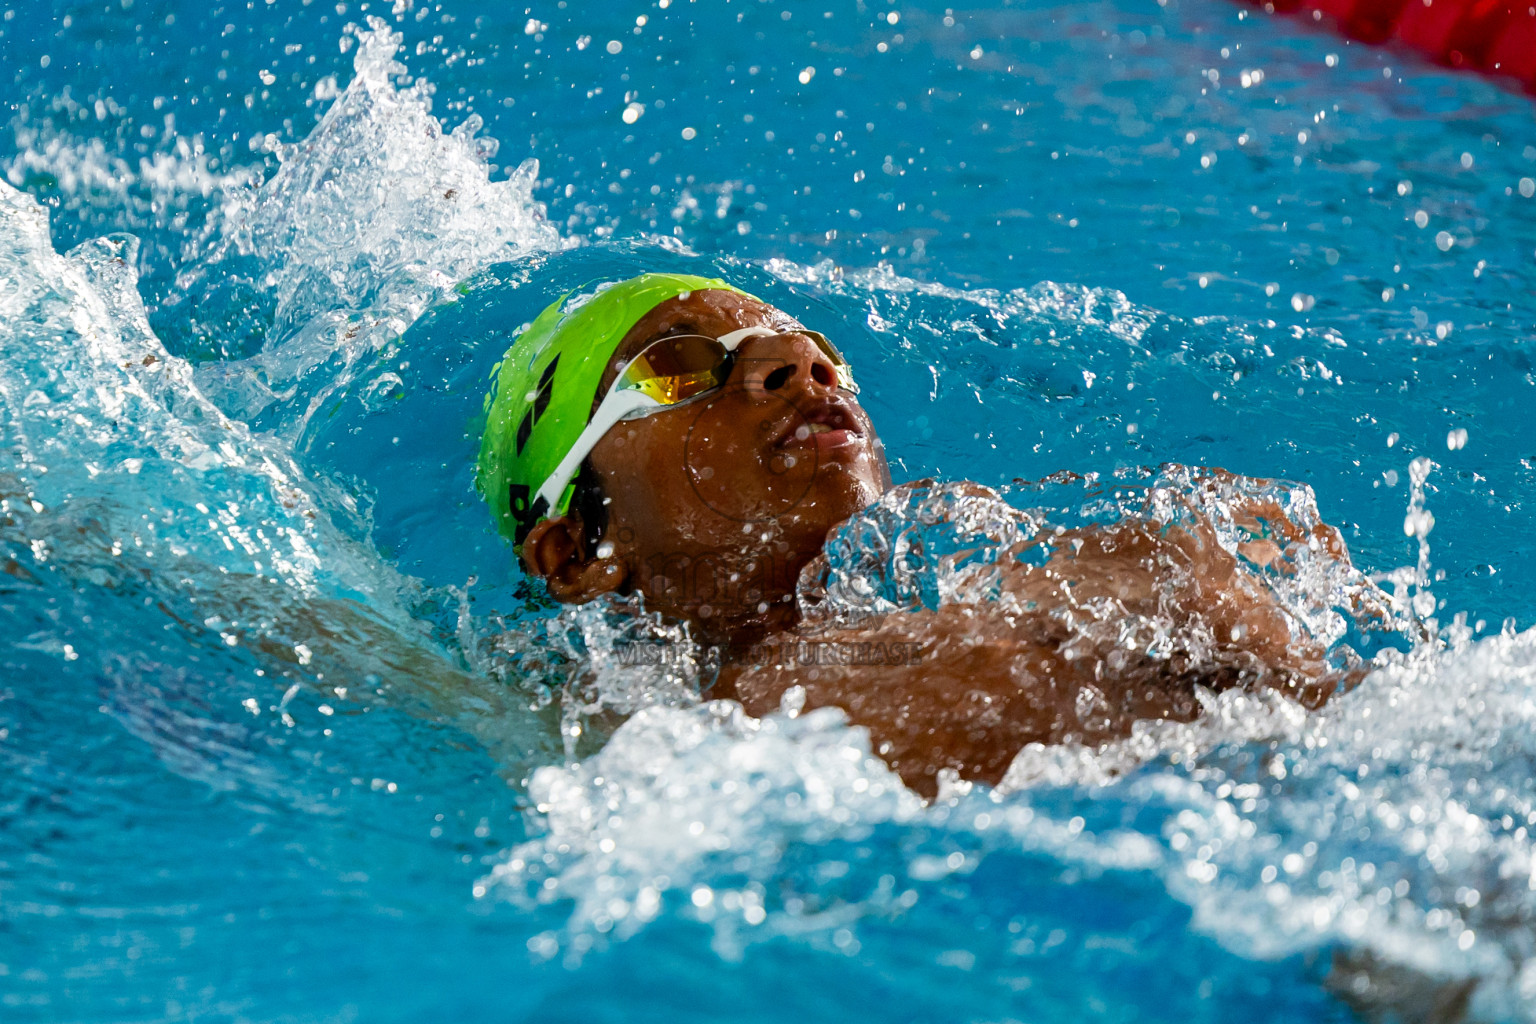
left=738, top=332, right=840, bottom=396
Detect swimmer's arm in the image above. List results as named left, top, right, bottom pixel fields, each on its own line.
left=230, top=588, right=564, bottom=774
left=726, top=599, right=1229, bottom=797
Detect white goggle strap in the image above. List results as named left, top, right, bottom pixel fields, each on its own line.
left=533, top=384, right=659, bottom=515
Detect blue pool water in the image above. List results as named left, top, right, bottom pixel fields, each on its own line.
left=5, top=1, right=1536, bottom=1020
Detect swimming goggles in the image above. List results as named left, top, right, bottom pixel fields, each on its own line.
left=533, top=325, right=857, bottom=514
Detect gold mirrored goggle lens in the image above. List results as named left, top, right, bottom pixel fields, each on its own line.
left=619, top=334, right=732, bottom=404
left=618, top=329, right=859, bottom=405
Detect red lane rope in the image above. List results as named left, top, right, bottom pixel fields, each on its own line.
left=1247, top=0, right=1536, bottom=91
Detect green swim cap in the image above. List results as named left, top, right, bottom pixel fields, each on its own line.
left=478, top=272, right=752, bottom=550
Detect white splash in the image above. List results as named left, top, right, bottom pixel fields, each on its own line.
left=0, top=181, right=326, bottom=587
left=482, top=700, right=926, bottom=962
left=200, top=17, right=565, bottom=404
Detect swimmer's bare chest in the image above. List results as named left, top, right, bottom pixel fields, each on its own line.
left=717, top=514, right=1345, bottom=797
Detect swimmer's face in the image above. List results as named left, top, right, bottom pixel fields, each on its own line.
left=522, top=290, right=891, bottom=639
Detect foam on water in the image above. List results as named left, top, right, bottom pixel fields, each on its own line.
left=495, top=588, right=1536, bottom=1020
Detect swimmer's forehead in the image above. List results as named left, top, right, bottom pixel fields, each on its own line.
left=598, top=289, right=801, bottom=390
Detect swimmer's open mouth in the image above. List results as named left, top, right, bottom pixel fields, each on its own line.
left=773, top=397, right=862, bottom=450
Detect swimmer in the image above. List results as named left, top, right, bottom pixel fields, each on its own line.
left=481, top=273, right=1366, bottom=796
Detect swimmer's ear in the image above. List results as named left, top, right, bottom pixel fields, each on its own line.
left=522, top=516, right=628, bottom=603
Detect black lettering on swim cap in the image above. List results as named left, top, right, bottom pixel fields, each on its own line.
left=534, top=354, right=560, bottom=420
left=514, top=411, right=533, bottom=455
left=516, top=355, right=561, bottom=457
